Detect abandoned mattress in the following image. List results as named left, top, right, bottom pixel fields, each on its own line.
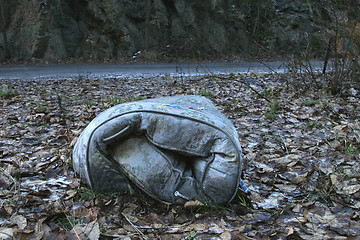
left=73, top=95, right=244, bottom=204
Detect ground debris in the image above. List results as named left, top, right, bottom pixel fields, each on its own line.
left=0, top=73, right=359, bottom=239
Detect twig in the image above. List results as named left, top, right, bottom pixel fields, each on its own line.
left=258, top=60, right=285, bottom=80
left=323, top=39, right=331, bottom=74
left=279, top=135, right=289, bottom=155
left=121, top=213, right=148, bottom=240
left=56, top=93, right=72, bottom=142
left=57, top=94, right=65, bottom=116
left=60, top=201, right=81, bottom=240
left=0, top=167, right=17, bottom=188
left=66, top=214, right=81, bottom=240
left=233, top=77, right=271, bottom=102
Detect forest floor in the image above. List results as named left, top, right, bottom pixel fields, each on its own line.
left=0, top=72, right=359, bottom=239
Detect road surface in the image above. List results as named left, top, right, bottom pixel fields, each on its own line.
left=0, top=61, right=324, bottom=80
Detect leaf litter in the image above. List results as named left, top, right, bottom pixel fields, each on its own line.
left=0, top=73, right=360, bottom=239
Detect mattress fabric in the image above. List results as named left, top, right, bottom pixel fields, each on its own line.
left=73, top=95, right=243, bottom=204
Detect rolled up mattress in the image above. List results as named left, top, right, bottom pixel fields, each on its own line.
left=73, top=95, right=243, bottom=204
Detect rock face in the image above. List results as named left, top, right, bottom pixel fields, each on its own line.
left=0, top=0, right=357, bottom=62
left=1, top=0, right=247, bottom=62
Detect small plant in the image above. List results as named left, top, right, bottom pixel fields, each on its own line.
left=71, top=95, right=81, bottom=101
left=107, top=95, right=124, bottom=105
left=77, top=188, right=95, bottom=200
left=261, top=88, right=272, bottom=97
left=193, top=85, right=213, bottom=97
left=237, top=194, right=248, bottom=208
left=302, top=99, right=319, bottom=107
left=269, top=99, right=280, bottom=112
left=265, top=111, right=277, bottom=121
left=106, top=95, right=146, bottom=105
left=198, top=89, right=213, bottom=97
left=306, top=120, right=323, bottom=129
left=229, top=72, right=236, bottom=78
left=265, top=100, right=281, bottom=120
left=198, top=200, right=227, bottom=212
left=55, top=214, right=83, bottom=231
left=182, top=231, right=198, bottom=240
left=17, top=124, right=27, bottom=130
left=35, top=105, right=48, bottom=113
left=131, top=95, right=146, bottom=101
left=0, top=85, right=19, bottom=98
left=345, top=143, right=355, bottom=155
left=86, top=100, right=97, bottom=106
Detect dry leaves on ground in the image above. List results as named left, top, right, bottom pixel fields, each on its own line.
left=0, top=72, right=359, bottom=239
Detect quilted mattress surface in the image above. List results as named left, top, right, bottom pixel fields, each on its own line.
left=73, top=95, right=243, bottom=204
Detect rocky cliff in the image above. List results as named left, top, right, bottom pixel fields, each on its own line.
left=0, top=0, right=358, bottom=63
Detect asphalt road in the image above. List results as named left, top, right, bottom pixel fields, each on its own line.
left=0, top=61, right=324, bottom=80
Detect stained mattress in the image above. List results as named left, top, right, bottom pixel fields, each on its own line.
left=72, top=95, right=244, bottom=204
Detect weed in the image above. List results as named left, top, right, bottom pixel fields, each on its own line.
left=261, top=88, right=272, bottom=97
left=106, top=95, right=124, bottom=105
left=77, top=187, right=118, bottom=200
left=265, top=111, right=277, bottom=121
left=182, top=231, right=198, bottom=240
left=70, top=95, right=81, bottom=101
left=302, top=99, right=319, bottom=107
left=86, top=100, right=97, bottom=106
left=0, top=85, right=19, bottom=99
left=132, top=95, right=146, bottom=101
left=107, top=95, right=146, bottom=105
left=265, top=100, right=281, bottom=120
left=306, top=120, right=323, bottom=129
left=345, top=143, right=355, bottom=155
left=98, top=104, right=107, bottom=109
left=17, top=124, right=27, bottom=130
left=198, top=89, right=213, bottom=97
left=193, top=85, right=213, bottom=97
left=1, top=193, right=17, bottom=208
left=199, top=201, right=227, bottom=212
left=77, top=188, right=95, bottom=200
left=237, top=194, right=248, bottom=208
left=229, top=72, right=236, bottom=78
left=35, top=105, right=48, bottom=113
left=55, top=214, right=83, bottom=231
left=43, top=92, right=53, bottom=97
left=269, top=99, right=280, bottom=112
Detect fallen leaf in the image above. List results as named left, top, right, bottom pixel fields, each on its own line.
left=71, top=220, right=100, bottom=240
left=330, top=174, right=337, bottom=185
left=291, top=175, right=307, bottom=184
left=184, top=200, right=204, bottom=209
left=220, top=231, right=232, bottom=240
left=254, top=161, right=274, bottom=173
left=10, top=215, right=27, bottom=230
left=342, top=185, right=360, bottom=195
left=0, top=228, right=14, bottom=239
